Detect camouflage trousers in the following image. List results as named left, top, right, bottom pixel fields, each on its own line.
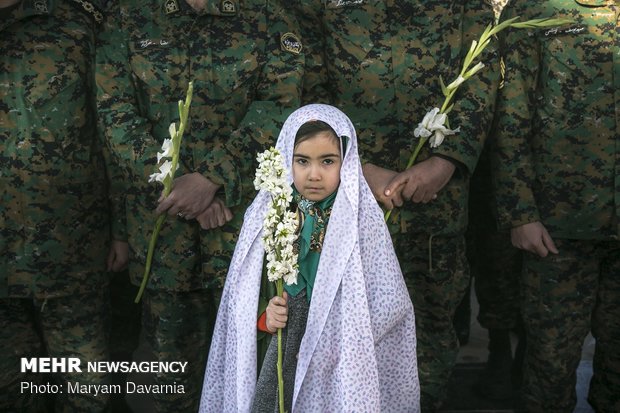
left=393, top=232, right=470, bottom=412
left=0, top=290, right=110, bottom=412
left=140, top=288, right=221, bottom=412
left=466, top=201, right=522, bottom=330
left=467, top=150, right=522, bottom=330
left=521, top=238, right=620, bottom=413
left=470, top=228, right=522, bottom=330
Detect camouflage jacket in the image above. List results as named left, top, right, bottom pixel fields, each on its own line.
left=97, top=0, right=303, bottom=291
left=294, top=0, right=500, bottom=236
left=0, top=0, right=113, bottom=299
left=493, top=0, right=619, bottom=240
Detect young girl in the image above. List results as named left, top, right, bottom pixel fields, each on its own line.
left=200, top=104, right=419, bottom=412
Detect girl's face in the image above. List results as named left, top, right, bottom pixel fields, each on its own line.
left=292, top=131, right=342, bottom=201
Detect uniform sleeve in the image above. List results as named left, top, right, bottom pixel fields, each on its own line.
left=491, top=3, right=541, bottom=229
left=193, top=0, right=304, bottom=207
left=92, top=9, right=127, bottom=241
left=430, top=0, right=500, bottom=175
left=96, top=5, right=161, bottom=190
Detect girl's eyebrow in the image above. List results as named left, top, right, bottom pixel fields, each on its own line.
left=293, top=153, right=340, bottom=159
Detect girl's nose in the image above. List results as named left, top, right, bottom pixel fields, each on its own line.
left=308, top=165, right=321, bottom=180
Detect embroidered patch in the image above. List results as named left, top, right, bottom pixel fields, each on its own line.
left=280, top=33, right=302, bottom=55
left=34, top=1, right=48, bottom=12
left=543, top=24, right=588, bottom=37
left=164, top=0, right=179, bottom=14
left=326, top=0, right=364, bottom=8
left=220, top=0, right=236, bottom=14
left=136, top=39, right=172, bottom=49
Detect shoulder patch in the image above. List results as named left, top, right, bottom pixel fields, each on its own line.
left=220, top=0, right=236, bottom=14
left=70, top=0, right=103, bottom=23
left=280, top=32, right=302, bottom=55
left=164, top=0, right=180, bottom=14
left=34, top=1, right=49, bottom=13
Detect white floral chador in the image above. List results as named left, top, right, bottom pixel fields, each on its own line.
left=199, top=104, right=420, bottom=412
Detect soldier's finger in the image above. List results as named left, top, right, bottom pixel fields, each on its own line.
left=542, top=231, right=559, bottom=254
left=155, top=193, right=176, bottom=214
left=533, top=241, right=549, bottom=258
left=217, top=213, right=226, bottom=227
left=384, top=176, right=406, bottom=197
left=402, top=182, right=418, bottom=200
left=224, top=207, right=234, bottom=222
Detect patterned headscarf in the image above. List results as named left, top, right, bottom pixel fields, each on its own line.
left=200, top=104, right=420, bottom=412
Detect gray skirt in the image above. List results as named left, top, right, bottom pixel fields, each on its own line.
left=252, top=290, right=309, bottom=413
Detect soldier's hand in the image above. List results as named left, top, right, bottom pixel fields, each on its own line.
left=195, top=197, right=233, bottom=230
left=362, top=163, right=402, bottom=209
left=384, top=156, right=454, bottom=204
left=107, top=240, right=129, bottom=272
left=265, top=292, right=289, bottom=333
left=511, top=221, right=559, bottom=258
left=155, top=172, right=221, bottom=219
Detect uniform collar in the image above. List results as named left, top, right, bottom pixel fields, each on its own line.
left=161, top=0, right=238, bottom=17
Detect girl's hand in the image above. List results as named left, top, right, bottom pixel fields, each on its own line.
left=265, top=291, right=289, bottom=333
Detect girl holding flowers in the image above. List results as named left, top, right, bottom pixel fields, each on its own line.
left=200, top=104, right=419, bottom=412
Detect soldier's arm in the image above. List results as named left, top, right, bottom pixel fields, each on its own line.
left=90, top=7, right=129, bottom=255
left=491, top=2, right=542, bottom=229
left=193, top=0, right=304, bottom=207
left=96, top=5, right=160, bottom=187
left=430, top=0, right=501, bottom=176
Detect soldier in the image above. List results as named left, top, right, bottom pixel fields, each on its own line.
left=96, top=0, right=303, bottom=410
left=0, top=0, right=125, bottom=411
left=493, top=1, right=619, bottom=412
left=466, top=0, right=525, bottom=401
left=293, top=1, right=499, bottom=410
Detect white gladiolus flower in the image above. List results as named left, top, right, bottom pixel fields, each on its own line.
left=157, top=138, right=173, bottom=163
left=414, top=107, right=460, bottom=148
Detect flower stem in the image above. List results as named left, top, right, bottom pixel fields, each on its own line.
left=275, top=279, right=285, bottom=413
left=135, top=213, right=167, bottom=303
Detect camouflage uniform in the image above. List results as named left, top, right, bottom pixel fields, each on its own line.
left=468, top=149, right=522, bottom=332
left=96, top=0, right=303, bottom=410
left=493, top=1, right=620, bottom=411
left=294, top=0, right=500, bottom=409
left=468, top=0, right=522, bottom=333
left=0, top=0, right=113, bottom=411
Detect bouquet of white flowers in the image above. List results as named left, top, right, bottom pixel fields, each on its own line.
left=254, top=147, right=299, bottom=413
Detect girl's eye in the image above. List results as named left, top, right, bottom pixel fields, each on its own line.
left=323, top=159, right=334, bottom=165
left=295, top=158, right=307, bottom=165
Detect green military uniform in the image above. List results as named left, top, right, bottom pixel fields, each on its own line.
left=0, top=0, right=113, bottom=411
left=97, top=0, right=303, bottom=410
left=294, top=0, right=499, bottom=409
left=463, top=0, right=525, bottom=400
left=493, top=1, right=620, bottom=411
left=471, top=0, right=521, bottom=335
